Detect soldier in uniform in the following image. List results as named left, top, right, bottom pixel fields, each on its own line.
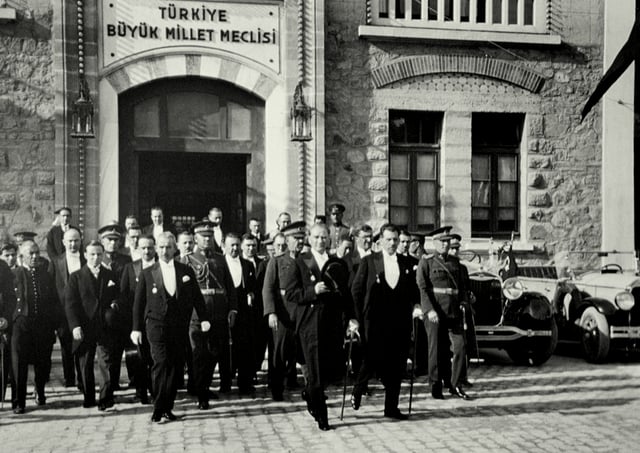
left=283, top=223, right=358, bottom=431
left=98, top=224, right=132, bottom=392
left=448, top=233, right=476, bottom=387
left=328, top=204, right=350, bottom=255
left=262, top=225, right=305, bottom=401
left=183, top=221, right=237, bottom=408
left=409, top=232, right=425, bottom=260
left=0, top=257, right=17, bottom=406
left=416, top=227, right=471, bottom=400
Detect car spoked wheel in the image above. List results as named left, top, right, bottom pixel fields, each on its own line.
left=580, top=307, right=610, bottom=363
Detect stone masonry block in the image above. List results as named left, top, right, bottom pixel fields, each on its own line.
left=37, top=171, right=55, bottom=185
left=368, top=177, right=387, bottom=191
left=372, top=162, right=388, bottom=176
left=0, top=193, right=17, bottom=210
left=528, top=192, right=552, bottom=207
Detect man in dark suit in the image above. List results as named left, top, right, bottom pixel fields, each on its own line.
left=224, top=232, right=260, bottom=395
left=48, top=227, right=85, bottom=388
left=98, top=224, right=132, bottom=391
left=131, top=232, right=210, bottom=422
left=417, top=227, right=471, bottom=400
left=10, top=241, right=58, bottom=413
left=66, top=240, right=122, bottom=410
left=0, top=257, right=17, bottom=406
left=182, top=221, right=237, bottom=408
left=349, top=224, right=373, bottom=275
left=142, top=206, right=176, bottom=242
left=247, top=218, right=264, bottom=254
left=262, top=227, right=305, bottom=401
left=241, top=233, right=268, bottom=382
left=207, top=207, right=225, bottom=254
left=283, top=223, right=358, bottom=430
left=46, top=207, right=74, bottom=258
left=119, top=235, right=157, bottom=404
left=350, top=224, right=419, bottom=420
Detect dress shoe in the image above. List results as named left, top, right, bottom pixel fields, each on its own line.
left=36, top=397, right=46, bottom=406
left=431, top=382, right=444, bottom=400
left=461, top=379, right=473, bottom=387
left=317, top=418, right=332, bottom=431
left=197, top=400, right=210, bottom=410
left=98, top=398, right=115, bottom=411
left=384, top=409, right=409, bottom=421
left=13, top=407, right=25, bottom=415
left=163, top=411, right=178, bottom=421
left=350, top=392, right=362, bottom=411
left=83, top=400, right=97, bottom=408
left=301, top=390, right=315, bottom=418
left=151, top=410, right=162, bottom=423
left=449, top=386, right=471, bottom=400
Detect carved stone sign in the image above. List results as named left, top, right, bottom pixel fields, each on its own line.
left=102, top=0, right=280, bottom=72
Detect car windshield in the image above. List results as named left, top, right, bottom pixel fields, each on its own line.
left=551, top=251, right=637, bottom=277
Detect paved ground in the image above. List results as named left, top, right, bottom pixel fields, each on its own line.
left=1, top=344, right=640, bottom=452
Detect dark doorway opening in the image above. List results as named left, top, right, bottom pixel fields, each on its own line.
left=135, top=151, right=247, bottom=234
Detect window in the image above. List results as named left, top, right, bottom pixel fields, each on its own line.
left=471, top=113, right=523, bottom=237
left=389, top=111, right=442, bottom=231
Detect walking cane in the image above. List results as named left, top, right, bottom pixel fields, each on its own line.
left=340, top=330, right=357, bottom=421
left=409, top=317, right=419, bottom=414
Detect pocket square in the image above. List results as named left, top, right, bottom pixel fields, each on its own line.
left=107, top=280, right=116, bottom=287
left=182, top=275, right=190, bottom=283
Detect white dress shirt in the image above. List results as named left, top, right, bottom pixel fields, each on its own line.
left=311, top=249, right=329, bottom=271
left=142, top=259, right=155, bottom=269
left=66, top=252, right=82, bottom=274
left=382, top=251, right=399, bottom=289
left=214, top=227, right=223, bottom=248
left=159, top=259, right=176, bottom=296
left=225, top=255, right=243, bottom=288
left=153, top=224, right=164, bottom=241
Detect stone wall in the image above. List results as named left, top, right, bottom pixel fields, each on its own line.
left=324, top=0, right=604, bottom=258
left=0, top=1, right=55, bottom=249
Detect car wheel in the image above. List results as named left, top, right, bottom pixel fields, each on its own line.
left=580, top=307, right=610, bottom=363
left=506, top=318, right=559, bottom=366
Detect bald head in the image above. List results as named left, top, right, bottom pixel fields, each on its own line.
left=63, top=228, right=82, bottom=254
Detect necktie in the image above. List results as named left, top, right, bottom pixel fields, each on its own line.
left=30, top=267, right=40, bottom=316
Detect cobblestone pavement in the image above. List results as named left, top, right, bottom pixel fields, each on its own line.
left=2, top=345, right=639, bottom=453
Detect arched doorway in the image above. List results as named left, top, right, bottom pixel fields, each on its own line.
left=118, top=77, right=265, bottom=234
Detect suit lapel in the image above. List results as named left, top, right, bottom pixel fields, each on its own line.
left=373, top=252, right=384, bottom=279
left=302, top=253, right=321, bottom=280
left=82, top=266, right=98, bottom=302
left=174, top=262, right=182, bottom=299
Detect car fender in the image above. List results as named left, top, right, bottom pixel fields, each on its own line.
left=574, top=297, right=617, bottom=320
left=511, top=292, right=554, bottom=320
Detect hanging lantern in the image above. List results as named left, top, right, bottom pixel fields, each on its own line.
left=290, top=82, right=312, bottom=141
left=70, top=78, right=95, bottom=138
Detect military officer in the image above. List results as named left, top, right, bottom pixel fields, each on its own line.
left=184, top=221, right=237, bottom=407
left=262, top=224, right=305, bottom=401
left=327, top=203, right=350, bottom=254
left=416, top=227, right=471, bottom=400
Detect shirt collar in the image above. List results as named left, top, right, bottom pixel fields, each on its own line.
left=159, top=259, right=175, bottom=268
left=382, top=251, right=397, bottom=261
left=311, top=248, right=328, bottom=261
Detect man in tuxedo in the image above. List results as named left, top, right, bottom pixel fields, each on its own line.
left=224, top=232, right=260, bottom=395
left=183, top=221, right=237, bottom=408
left=65, top=240, right=121, bottom=410
left=247, top=218, right=264, bottom=254
left=46, top=207, right=74, bottom=258
left=131, top=232, right=211, bottom=422
left=119, top=235, right=157, bottom=404
left=349, top=224, right=373, bottom=275
left=350, top=224, right=419, bottom=420
left=10, top=241, right=58, bottom=413
left=143, top=207, right=176, bottom=242
left=48, top=227, right=85, bottom=388
left=207, top=207, right=225, bottom=254
left=121, top=223, right=143, bottom=262
left=283, top=223, right=358, bottom=430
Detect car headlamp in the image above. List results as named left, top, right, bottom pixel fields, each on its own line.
left=502, top=277, right=524, bottom=301
left=615, top=291, right=635, bottom=311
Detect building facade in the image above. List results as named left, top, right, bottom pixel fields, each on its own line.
left=0, top=0, right=636, bottom=265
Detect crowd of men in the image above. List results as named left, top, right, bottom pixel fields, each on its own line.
left=0, top=203, right=477, bottom=430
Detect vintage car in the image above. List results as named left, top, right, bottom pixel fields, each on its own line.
left=460, top=254, right=558, bottom=366
left=545, top=258, right=640, bottom=362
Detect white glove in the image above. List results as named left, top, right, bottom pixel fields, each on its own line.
left=412, top=306, right=424, bottom=320
left=130, top=330, right=142, bottom=345
left=201, top=321, right=211, bottom=332
left=268, top=313, right=279, bottom=331
left=72, top=326, right=83, bottom=341
left=347, top=319, right=360, bottom=337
